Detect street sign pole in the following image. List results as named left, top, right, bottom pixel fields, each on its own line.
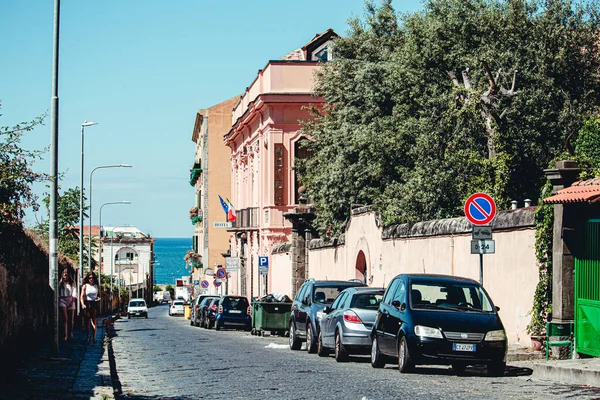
left=479, top=253, right=483, bottom=285
left=465, top=193, right=497, bottom=287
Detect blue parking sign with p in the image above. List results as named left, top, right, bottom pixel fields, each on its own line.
left=258, top=256, right=268, bottom=267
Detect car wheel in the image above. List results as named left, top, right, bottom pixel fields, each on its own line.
left=289, top=322, right=301, bottom=350
left=145, top=313, right=148, bottom=319
left=127, top=314, right=131, bottom=320
left=371, top=337, right=386, bottom=368
left=306, top=322, right=317, bottom=353
left=317, top=330, right=329, bottom=357
left=487, top=361, right=506, bottom=377
left=215, top=322, right=221, bottom=331
left=334, top=331, right=348, bottom=362
left=398, top=336, right=414, bottom=373
left=190, top=318, right=194, bottom=326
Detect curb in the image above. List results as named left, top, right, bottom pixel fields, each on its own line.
left=105, top=314, right=123, bottom=399
left=531, top=360, right=600, bottom=388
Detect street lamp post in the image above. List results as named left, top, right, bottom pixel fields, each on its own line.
left=79, top=121, right=98, bottom=316
left=88, top=163, right=132, bottom=272
left=99, top=201, right=130, bottom=312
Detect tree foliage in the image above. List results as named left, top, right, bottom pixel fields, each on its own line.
left=298, top=0, right=600, bottom=236
left=33, top=187, right=87, bottom=264
left=0, top=102, right=48, bottom=226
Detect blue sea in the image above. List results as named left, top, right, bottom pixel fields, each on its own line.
left=153, top=238, right=193, bottom=285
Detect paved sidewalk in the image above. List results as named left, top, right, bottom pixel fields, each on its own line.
left=0, top=315, right=116, bottom=400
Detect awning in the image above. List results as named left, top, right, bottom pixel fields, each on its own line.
left=543, top=178, right=600, bottom=204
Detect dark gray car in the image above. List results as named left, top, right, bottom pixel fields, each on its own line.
left=318, top=287, right=385, bottom=361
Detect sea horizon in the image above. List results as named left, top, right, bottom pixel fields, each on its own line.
left=153, top=237, right=193, bottom=285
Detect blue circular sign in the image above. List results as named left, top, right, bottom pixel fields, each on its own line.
left=216, top=268, right=227, bottom=279
left=213, top=280, right=222, bottom=288
left=201, top=280, right=209, bottom=288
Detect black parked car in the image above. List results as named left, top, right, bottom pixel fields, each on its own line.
left=190, top=294, right=219, bottom=326
left=214, top=295, right=251, bottom=331
left=191, top=295, right=218, bottom=327
left=318, top=287, right=385, bottom=361
left=289, top=278, right=367, bottom=353
left=370, top=274, right=507, bottom=376
left=203, top=298, right=220, bottom=329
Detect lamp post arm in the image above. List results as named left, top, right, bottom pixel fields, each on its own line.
left=88, top=164, right=132, bottom=272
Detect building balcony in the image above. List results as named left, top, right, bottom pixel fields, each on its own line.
left=189, top=167, right=202, bottom=186
left=191, top=215, right=203, bottom=225
left=115, top=259, right=137, bottom=266
left=231, top=207, right=259, bottom=230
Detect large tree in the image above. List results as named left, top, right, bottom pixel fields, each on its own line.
left=298, top=0, right=600, bottom=236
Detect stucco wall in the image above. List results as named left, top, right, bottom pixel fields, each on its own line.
left=305, top=208, right=538, bottom=345
left=270, top=250, right=293, bottom=297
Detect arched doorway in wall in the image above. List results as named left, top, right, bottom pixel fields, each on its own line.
left=355, top=250, right=367, bottom=283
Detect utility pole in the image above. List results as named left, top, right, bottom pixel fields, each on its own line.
left=49, top=0, right=61, bottom=356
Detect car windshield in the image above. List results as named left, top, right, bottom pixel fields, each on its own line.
left=313, top=286, right=348, bottom=304
left=410, top=282, right=494, bottom=312
left=129, top=301, right=145, bottom=307
left=173, top=301, right=184, bottom=306
left=350, top=293, right=383, bottom=310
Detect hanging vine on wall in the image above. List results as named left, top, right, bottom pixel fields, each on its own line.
left=527, top=180, right=554, bottom=336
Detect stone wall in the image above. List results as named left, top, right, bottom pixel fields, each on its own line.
left=0, top=224, right=75, bottom=358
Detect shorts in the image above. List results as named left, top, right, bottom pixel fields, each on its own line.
left=85, top=300, right=99, bottom=316
left=59, top=297, right=75, bottom=310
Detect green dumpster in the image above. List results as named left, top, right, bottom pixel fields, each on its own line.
left=251, top=301, right=292, bottom=336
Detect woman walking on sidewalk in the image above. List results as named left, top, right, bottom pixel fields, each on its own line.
left=58, top=269, right=76, bottom=341
left=80, top=272, right=100, bottom=344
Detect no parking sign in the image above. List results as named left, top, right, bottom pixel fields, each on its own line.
left=201, top=280, right=209, bottom=289
left=464, top=193, right=496, bottom=226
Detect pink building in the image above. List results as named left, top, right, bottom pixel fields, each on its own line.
left=224, top=29, right=337, bottom=299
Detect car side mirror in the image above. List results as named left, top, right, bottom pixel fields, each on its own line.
left=495, top=306, right=500, bottom=312
left=302, top=297, right=309, bottom=306
left=400, top=303, right=406, bottom=312
left=323, top=306, right=333, bottom=314
left=391, top=300, right=401, bottom=309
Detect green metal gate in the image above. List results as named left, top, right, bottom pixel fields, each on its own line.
left=575, top=219, right=600, bottom=357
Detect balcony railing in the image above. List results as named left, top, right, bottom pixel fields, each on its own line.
left=115, top=259, right=137, bottom=265
left=232, top=207, right=259, bottom=229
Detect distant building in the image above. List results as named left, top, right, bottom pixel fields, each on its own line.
left=189, top=96, right=240, bottom=296
left=99, top=226, right=155, bottom=303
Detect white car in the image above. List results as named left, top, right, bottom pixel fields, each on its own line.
left=169, top=300, right=185, bottom=316
left=127, top=298, right=148, bottom=319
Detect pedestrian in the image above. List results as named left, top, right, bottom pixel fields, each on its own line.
left=58, top=269, right=76, bottom=341
left=80, top=272, right=100, bottom=344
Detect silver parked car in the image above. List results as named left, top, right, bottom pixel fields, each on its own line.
left=317, top=287, right=385, bottom=361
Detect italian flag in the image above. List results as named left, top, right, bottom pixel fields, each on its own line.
left=226, top=198, right=236, bottom=222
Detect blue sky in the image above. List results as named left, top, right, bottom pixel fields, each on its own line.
left=1, top=0, right=422, bottom=238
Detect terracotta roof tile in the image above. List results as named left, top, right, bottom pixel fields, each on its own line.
left=543, top=178, right=600, bottom=204
left=280, top=48, right=304, bottom=60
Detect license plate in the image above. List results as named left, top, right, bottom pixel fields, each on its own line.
left=229, top=310, right=242, bottom=314
left=453, top=343, right=475, bottom=352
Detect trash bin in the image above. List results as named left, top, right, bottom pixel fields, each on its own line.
left=184, top=305, right=191, bottom=319
left=251, top=301, right=292, bottom=336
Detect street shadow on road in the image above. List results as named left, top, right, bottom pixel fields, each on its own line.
left=344, top=355, right=533, bottom=377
